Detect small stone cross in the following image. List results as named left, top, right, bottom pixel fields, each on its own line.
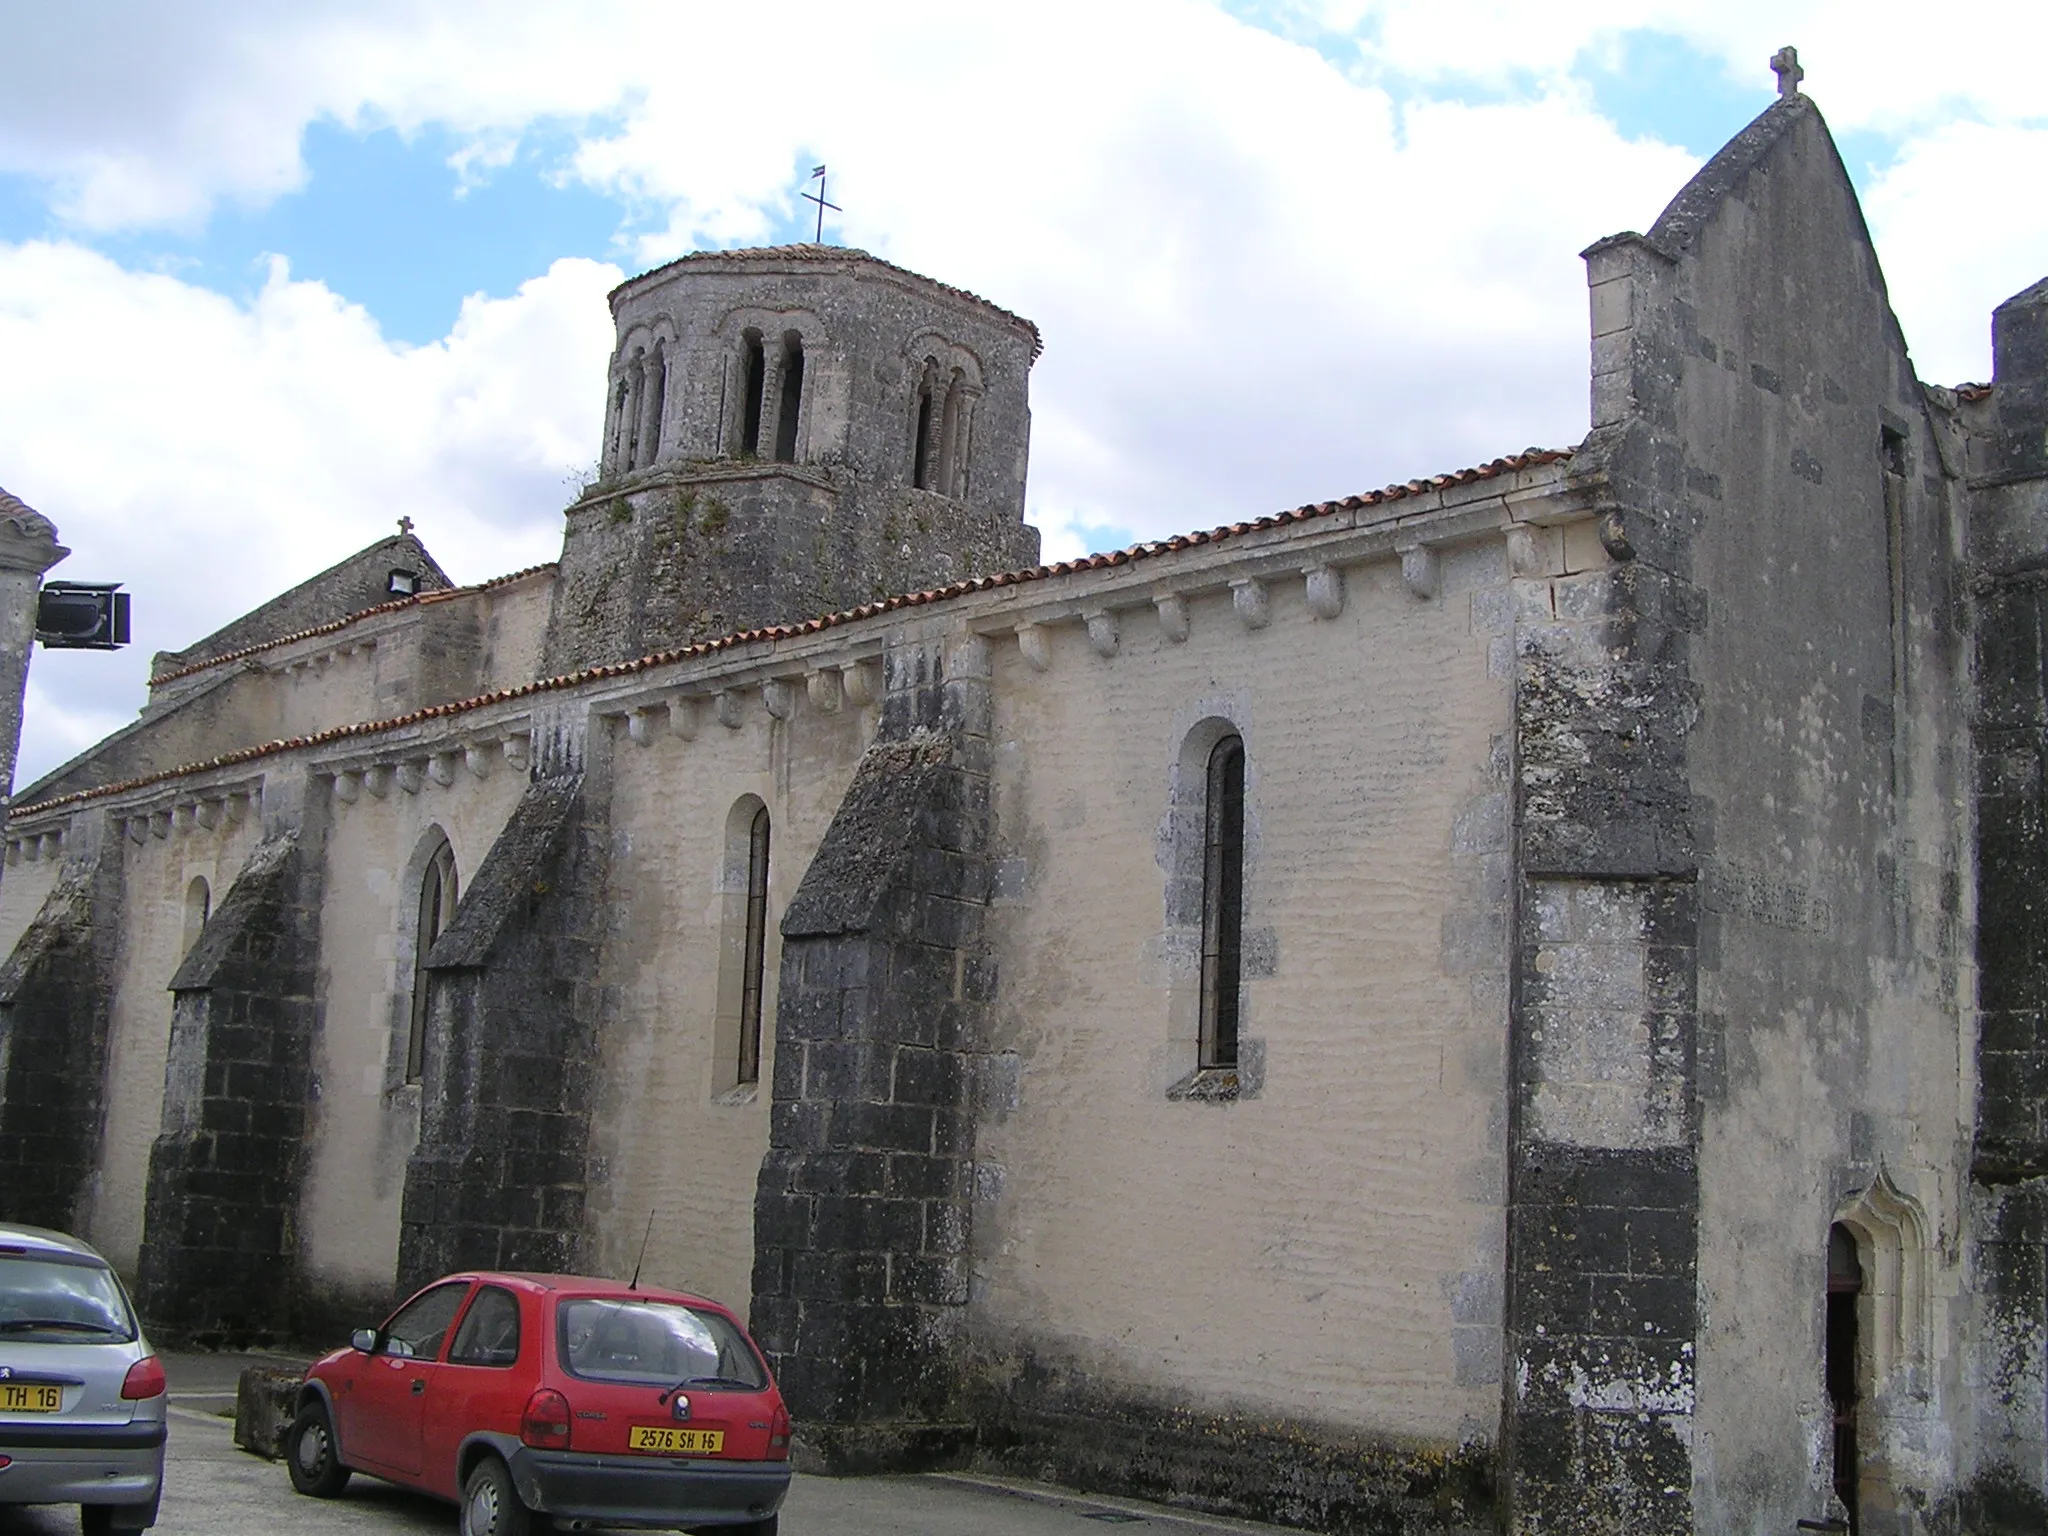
left=396, top=516, right=415, bottom=536
left=1771, top=46, right=1804, bottom=99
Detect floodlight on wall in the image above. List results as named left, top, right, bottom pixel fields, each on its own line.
left=36, top=582, right=130, bottom=650
left=388, top=569, right=419, bottom=596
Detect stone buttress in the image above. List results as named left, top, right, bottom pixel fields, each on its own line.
left=0, top=831, right=124, bottom=1232
left=397, top=735, right=611, bottom=1287
left=748, top=631, right=994, bottom=1471
left=135, top=814, right=326, bottom=1343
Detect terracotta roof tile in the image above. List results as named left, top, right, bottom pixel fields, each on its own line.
left=146, top=563, right=559, bottom=689
left=16, top=449, right=1569, bottom=820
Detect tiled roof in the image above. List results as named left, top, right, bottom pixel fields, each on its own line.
left=1955, top=383, right=1994, bottom=403
left=16, top=449, right=1569, bottom=820
left=616, top=243, right=1044, bottom=359
left=146, top=564, right=559, bottom=689
left=0, top=486, right=55, bottom=536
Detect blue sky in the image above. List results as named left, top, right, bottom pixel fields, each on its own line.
left=0, top=0, right=2043, bottom=783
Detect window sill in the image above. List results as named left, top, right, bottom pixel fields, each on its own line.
left=1166, top=1067, right=1244, bottom=1103
left=714, top=1082, right=760, bottom=1108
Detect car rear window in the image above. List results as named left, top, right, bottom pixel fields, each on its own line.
left=556, top=1297, right=767, bottom=1390
left=0, top=1253, right=137, bottom=1342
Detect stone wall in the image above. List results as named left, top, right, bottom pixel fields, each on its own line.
left=1536, top=92, right=1976, bottom=1536
left=1508, top=556, right=1701, bottom=1536
left=1964, top=275, right=2048, bottom=1531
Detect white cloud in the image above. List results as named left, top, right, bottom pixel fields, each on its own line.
left=1864, top=121, right=2048, bottom=384
left=1287, top=0, right=2048, bottom=133
left=0, top=242, right=616, bottom=785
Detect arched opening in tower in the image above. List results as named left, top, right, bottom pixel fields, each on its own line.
left=738, top=329, right=766, bottom=456
left=912, top=359, right=938, bottom=489
left=774, top=332, right=805, bottom=462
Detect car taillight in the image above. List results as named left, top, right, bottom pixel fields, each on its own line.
left=767, top=1402, right=791, bottom=1459
left=120, top=1357, right=166, bottom=1400
left=521, top=1387, right=572, bottom=1449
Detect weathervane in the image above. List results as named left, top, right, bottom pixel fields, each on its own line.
left=802, top=165, right=842, bottom=245
left=1771, top=45, right=1804, bottom=99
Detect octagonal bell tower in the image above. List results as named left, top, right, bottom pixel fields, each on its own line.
left=542, top=245, right=1042, bottom=674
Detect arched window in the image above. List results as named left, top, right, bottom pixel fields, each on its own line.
left=772, top=333, right=804, bottom=463
left=181, top=876, right=210, bottom=958
left=737, top=330, right=767, bottom=456
left=405, top=836, right=458, bottom=1085
left=714, top=798, right=773, bottom=1093
left=1199, top=734, right=1246, bottom=1070
left=738, top=805, right=772, bottom=1083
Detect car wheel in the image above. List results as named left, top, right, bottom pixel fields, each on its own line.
left=285, top=1401, right=352, bottom=1497
left=460, top=1456, right=533, bottom=1536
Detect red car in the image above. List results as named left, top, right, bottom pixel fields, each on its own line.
left=285, top=1272, right=791, bottom=1536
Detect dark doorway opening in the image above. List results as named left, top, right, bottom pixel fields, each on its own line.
left=1826, top=1222, right=1863, bottom=1533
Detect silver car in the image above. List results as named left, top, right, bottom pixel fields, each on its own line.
left=0, top=1223, right=165, bottom=1533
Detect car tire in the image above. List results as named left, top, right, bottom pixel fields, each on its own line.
left=460, top=1455, right=534, bottom=1536
left=79, top=1506, right=154, bottom=1535
left=285, top=1401, right=352, bottom=1498
left=715, top=1519, right=779, bottom=1536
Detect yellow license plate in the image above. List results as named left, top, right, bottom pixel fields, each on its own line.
left=0, top=1383, right=62, bottom=1413
left=627, top=1426, right=724, bottom=1455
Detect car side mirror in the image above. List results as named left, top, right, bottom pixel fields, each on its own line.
left=350, top=1328, right=377, bottom=1354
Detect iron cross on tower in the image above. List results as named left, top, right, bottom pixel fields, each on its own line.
left=802, top=165, right=842, bottom=244
left=1771, top=46, right=1804, bottom=98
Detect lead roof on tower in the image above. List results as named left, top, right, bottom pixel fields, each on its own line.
left=611, top=243, right=1043, bottom=359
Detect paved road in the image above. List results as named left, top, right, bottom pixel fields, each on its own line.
left=0, top=1355, right=1304, bottom=1536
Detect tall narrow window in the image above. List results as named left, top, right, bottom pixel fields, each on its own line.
left=406, top=838, right=458, bottom=1085
left=1199, top=735, right=1246, bottom=1069
left=181, top=877, right=210, bottom=958
left=773, top=334, right=804, bottom=463
left=737, top=805, right=772, bottom=1085
left=738, top=331, right=766, bottom=456
left=912, top=360, right=938, bottom=489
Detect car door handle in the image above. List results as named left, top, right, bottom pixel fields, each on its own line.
left=411, top=1379, right=426, bottom=1396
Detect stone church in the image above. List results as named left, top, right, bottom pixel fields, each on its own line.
left=3, top=74, right=2046, bottom=1536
